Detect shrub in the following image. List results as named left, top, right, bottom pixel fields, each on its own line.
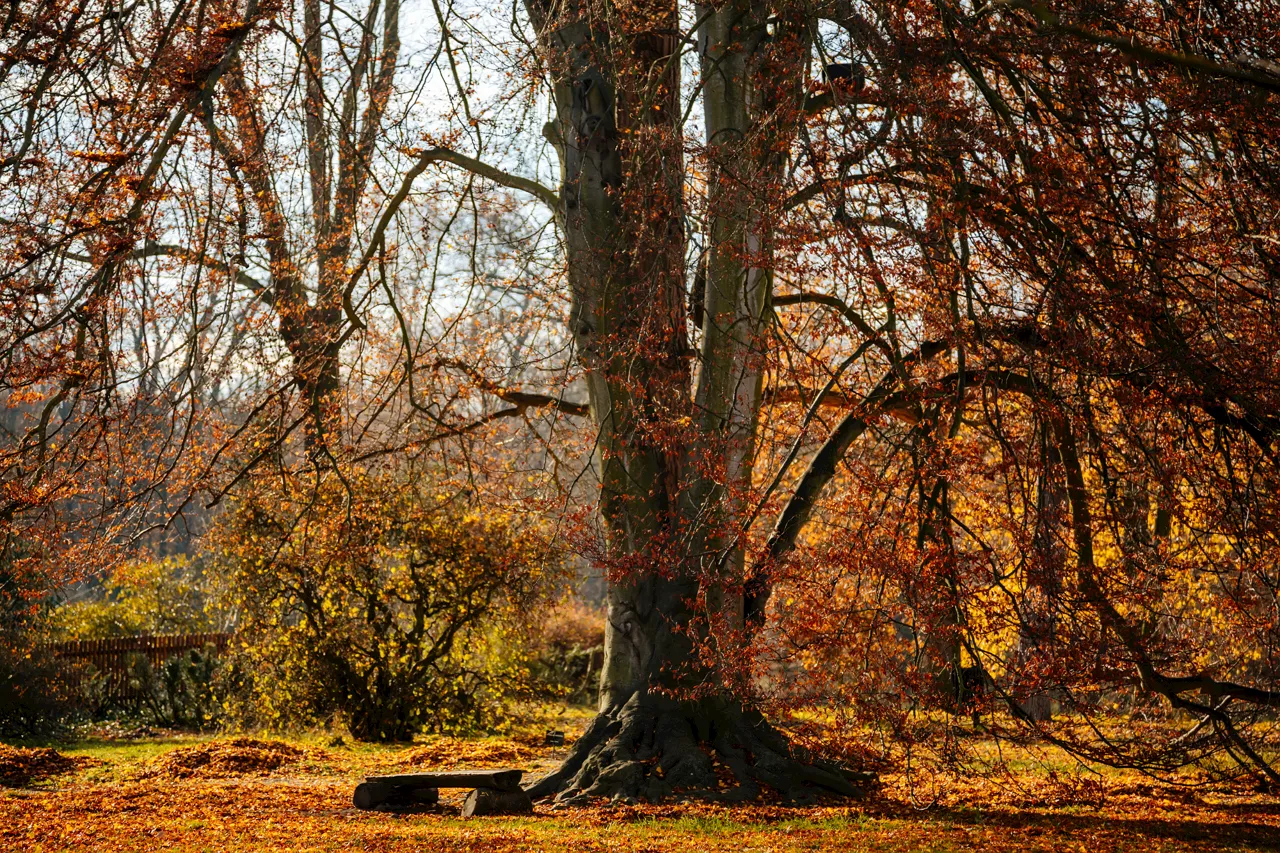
left=0, top=551, right=82, bottom=737
left=123, top=644, right=224, bottom=730
left=41, top=556, right=232, bottom=728
left=0, top=637, right=82, bottom=738
left=212, top=468, right=560, bottom=742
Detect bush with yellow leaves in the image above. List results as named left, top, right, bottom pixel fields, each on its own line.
left=211, top=468, right=561, bottom=742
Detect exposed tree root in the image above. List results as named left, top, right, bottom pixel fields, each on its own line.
left=526, top=692, right=876, bottom=804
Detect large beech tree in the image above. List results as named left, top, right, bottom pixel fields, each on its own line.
left=461, top=0, right=1280, bottom=798
left=4, top=0, right=1280, bottom=799
left=516, top=0, right=870, bottom=801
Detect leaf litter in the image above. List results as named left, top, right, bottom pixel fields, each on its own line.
left=0, top=745, right=100, bottom=788
left=132, top=737, right=315, bottom=779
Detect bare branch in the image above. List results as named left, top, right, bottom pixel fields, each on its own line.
left=994, top=0, right=1280, bottom=95
left=433, top=357, right=588, bottom=417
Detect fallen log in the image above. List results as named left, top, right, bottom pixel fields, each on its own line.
left=462, top=786, right=533, bottom=817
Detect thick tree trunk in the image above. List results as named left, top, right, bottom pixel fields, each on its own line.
left=526, top=689, right=873, bottom=803
left=531, top=0, right=690, bottom=712
left=523, top=0, right=872, bottom=803
left=689, top=0, right=794, bottom=635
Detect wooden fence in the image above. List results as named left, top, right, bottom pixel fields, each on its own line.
left=47, top=633, right=231, bottom=701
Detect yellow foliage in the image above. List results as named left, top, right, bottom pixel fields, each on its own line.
left=212, top=467, right=564, bottom=742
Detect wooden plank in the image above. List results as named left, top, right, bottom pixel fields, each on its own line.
left=364, top=769, right=524, bottom=791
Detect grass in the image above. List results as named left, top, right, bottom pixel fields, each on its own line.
left=3, top=715, right=1278, bottom=852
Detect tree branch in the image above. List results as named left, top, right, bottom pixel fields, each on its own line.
left=139, top=242, right=272, bottom=306
left=433, top=357, right=588, bottom=417
left=413, top=146, right=560, bottom=213
left=340, top=146, right=561, bottom=331
left=995, top=0, right=1280, bottom=95
left=773, top=290, right=886, bottom=348
left=745, top=339, right=949, bottom=626
left=62, top=242, right=270, bottom=305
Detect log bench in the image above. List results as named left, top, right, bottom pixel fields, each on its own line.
left=353, top=768, right=532, bottom=816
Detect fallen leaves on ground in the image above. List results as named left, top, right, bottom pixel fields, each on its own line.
left=7, top=773, right=1279, bottom=853
left=5, top=733, right=1279, bottom=852
left=132, top=737, right=312, bottom=779
left=397, top=737, right=542, bottom=768
left=0, top=746, right=100, bottom=788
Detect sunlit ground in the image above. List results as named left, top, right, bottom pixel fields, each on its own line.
left=5, top=707, right=1277, bottom=853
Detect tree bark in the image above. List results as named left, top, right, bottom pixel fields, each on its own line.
left=524, top=0, right=873, bottom=803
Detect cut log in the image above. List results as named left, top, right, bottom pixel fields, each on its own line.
left=364, top=769, right=524, bottom=792
left=462, top=786, right=533, bottom=817
left=353, top=781, right=439, bottom=810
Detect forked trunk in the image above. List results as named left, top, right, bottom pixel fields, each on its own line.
left=526, top=0, right=872, bottom=802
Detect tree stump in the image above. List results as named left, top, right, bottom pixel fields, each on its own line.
left=462, top=786, right=533, bottom=817
left=353, top=781, right=439, bottom=810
